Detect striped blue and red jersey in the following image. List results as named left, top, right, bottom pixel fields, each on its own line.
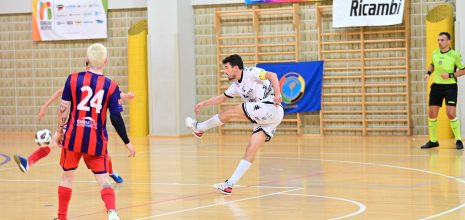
left=61, top=71, right=123, bottom=156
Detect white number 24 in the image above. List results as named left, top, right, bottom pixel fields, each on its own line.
left=77, top=86, right=105, bottom=113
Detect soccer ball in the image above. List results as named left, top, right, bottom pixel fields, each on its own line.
left=35, top=129, right=52, bottom=146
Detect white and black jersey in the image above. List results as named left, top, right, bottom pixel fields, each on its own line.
left=223, top=67, right=283, bottom=142
left=224, top=67, right=274, bottom=103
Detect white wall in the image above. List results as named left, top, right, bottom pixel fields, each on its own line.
left=109, top=0, right=147, bottom=9
left=456, top=1, right=465, bottom=136
left=177, top=0, right=198, bottom=136
left=147, top=0, right=178, bottom=135
left=0, top=0, right=147, bottom=14
left=147, top=0, right=196, bottom=136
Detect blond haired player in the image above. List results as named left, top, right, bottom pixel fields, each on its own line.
left=14, top=63, right=134, bottom=183
left=50, top=43, right=135, bottom=220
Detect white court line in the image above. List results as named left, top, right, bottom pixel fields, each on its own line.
left=0, top=179, right=299, bottom=189
left=0, top=146, right=188, bottom=172
left=282, top=193, right=366, bottom=220
left=0, top=143, right=200, bottom=168
left=3, top=152, right=465, bottom=219
left=1, top=147, right=456, bottom=172
left=260, top=156, right=465, bottom=220
left=133, top=187, right=304, bottom=220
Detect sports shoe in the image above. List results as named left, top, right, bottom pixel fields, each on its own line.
left=13, top=154, right=29, bottom=173
left=108, top=209, right=120, bottom=220
left=185, top=117, right=204, bottom=138
left=456, top=140, right=464, bottom=150
left=421, top=141, right=439, bottom=149
left=213, top=180, right=232, bottom=195
left=109, top=172, right=124, bottom=183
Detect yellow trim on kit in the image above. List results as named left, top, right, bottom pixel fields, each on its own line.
left=259, top=71, right=267, bottom=80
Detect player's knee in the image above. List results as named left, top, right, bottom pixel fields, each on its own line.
left=220, top=109, right=236, bottom=122
left=219, top=112, right=230, bottom=122
left=60, top=173, right=74, bottom=187
left=62, top=171, right=74, bottom=179
left=447, top=111, right=456, bottom=119
left=428, top=110, right=438, bottom=118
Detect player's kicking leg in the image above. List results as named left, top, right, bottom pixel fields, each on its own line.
left=13, top=145, right=54, bottom=173
left=185, top=104, right=243, bottom=138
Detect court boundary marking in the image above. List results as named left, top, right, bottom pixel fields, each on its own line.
left=132, top=155, right=465, bottom=219
left=260, top=156, right=465, bottom=220
left=133, top=188, right=304, bottom=220
left=2, top=151, right=465, bottom=219
left=282, top=193, right=366, bottom=220
left=0, top=153, right=11, bottom=166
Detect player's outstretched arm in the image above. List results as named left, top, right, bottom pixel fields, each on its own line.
left=265, top=72, right=283, bottom=105
left=50, top=100, right=70, bottom=148
left=110, top=112, right=135, bottom=157
left=38, top=88, right=64, bottom=121
left=120, top=92, right=135, bottom=102
left=194, top=94, right=228, bottom=115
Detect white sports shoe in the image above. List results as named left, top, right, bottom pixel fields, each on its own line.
left=213, top=180, right=233, bottom=195
left=185, top=117, right=204, bottom=138
left=108, top=210, right=120, bottom=220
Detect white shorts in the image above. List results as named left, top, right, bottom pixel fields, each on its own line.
left=242, top=101, right=284, bottom=142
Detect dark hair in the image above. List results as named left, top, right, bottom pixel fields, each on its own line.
left=439, top=32, right=451, bottom=40
left=222, top=54, right=244, bottom=70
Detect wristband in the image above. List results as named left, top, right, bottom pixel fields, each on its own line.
left=427, top=71, right=432, bottom=75
left=449, top=73, right=455, bottom=78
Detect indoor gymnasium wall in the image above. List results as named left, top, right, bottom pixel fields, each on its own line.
left=0, top=1, right=453, bottom=135
left=194, top=0, right=455, bottom=135
left=0, top=9, right=147, bottom=132
left=194, top=3, right=320, bottom=134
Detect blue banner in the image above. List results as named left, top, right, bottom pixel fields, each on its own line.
left=257, top=61, right=323, bottom=114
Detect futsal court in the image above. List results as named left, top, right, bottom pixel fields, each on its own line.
left=1, top=134, right=465, bottom=219
left=3, top=0, right=465, bottom=219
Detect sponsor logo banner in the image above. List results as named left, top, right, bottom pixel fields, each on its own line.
left=33, top=0, right=108, bottom=41
left=333, top=0, right=404, bottom=28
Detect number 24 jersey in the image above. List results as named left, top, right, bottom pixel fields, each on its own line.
left=61, top=71, right=123, bottom=156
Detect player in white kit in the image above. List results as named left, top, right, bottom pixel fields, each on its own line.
left=186, top=54, right=284, bottom=194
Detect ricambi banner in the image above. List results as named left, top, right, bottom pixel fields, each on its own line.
left=257, top=61, right=323, bottom=114
left=32, top=0, right=108, bottom=41
left=332, top=0, right=405, bottom=28
left=245, top=0, right=313, bottom=4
